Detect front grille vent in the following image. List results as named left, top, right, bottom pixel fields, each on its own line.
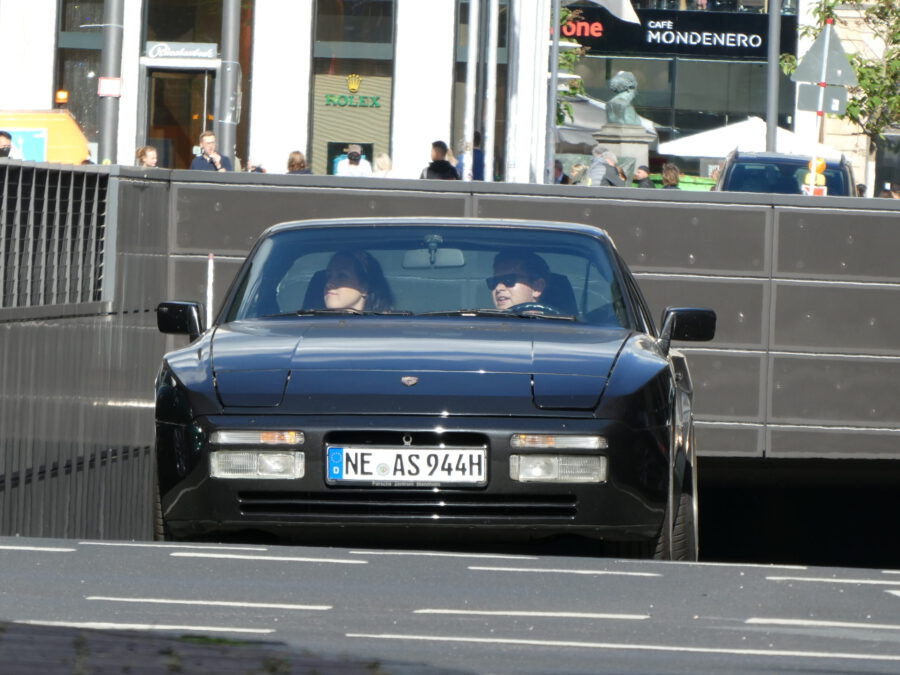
left=237, top=491, right=577, bottom=521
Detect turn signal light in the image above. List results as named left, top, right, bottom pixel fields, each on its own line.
left=510, top=434, right=607, bottom=450
left=210, top=430, right=305, bottom=446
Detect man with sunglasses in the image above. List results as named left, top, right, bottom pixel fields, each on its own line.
left=487, top=249, right=549, bottom=310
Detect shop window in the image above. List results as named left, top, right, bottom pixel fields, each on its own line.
left=310, top=0, right=396, bottom=174
left=56, top=0, right=104, bottom=145
left=145, top=0, right=222, bottom=43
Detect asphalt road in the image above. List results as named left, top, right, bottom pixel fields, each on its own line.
left=3, top=537, right=900, bottom=674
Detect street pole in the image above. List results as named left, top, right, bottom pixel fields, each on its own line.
left=462, top=0, right=481, bottom=181
left=545, top=0, right=561, bottom=184
left=215, top=0, right=241, bottom=164
left=483, top=0, right=499, bottom=182
left=97, top=0, right=124, bottom=165
left=765, top=0, right=782, bottom=152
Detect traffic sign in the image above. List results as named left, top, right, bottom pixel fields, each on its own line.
left=791, top=24, right=858, bottom=86
left=797, top=83, right=848, bottom=114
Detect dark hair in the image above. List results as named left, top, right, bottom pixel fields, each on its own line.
left=661, top=163, right=680, bottom=187
left=474, top=130, right=482, bottom=147
left=432, top=140, right=448, bottom=156
left=0, top=131, right=10, bottom=141
left=493, top=249, right=550, bottom=282
left=287, top=151, right=307, bottom=172
left=329, top=250, right=394, bottom=312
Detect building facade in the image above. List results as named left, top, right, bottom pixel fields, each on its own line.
left=0, top=0, right=886, bottom=186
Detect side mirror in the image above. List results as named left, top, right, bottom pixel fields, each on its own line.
left=157, top=301, right=205, bottom=341
left=659, top=307, right=716, bottom=353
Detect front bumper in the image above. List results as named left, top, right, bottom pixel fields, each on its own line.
left=157, top=415, right=669, bottom=540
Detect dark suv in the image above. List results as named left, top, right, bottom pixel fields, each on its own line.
left=714, top=151, right=856, bottom=197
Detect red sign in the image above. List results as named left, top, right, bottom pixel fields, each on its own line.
left=561, top=20, right=603, bottom=38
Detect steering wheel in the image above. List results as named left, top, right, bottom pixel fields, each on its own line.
left=508, top=302, right=565, bottom=316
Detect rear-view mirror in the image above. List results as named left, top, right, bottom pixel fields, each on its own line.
left=402, top=248, right=466, bottom=269
left=659, top=307, right=716, bottom=352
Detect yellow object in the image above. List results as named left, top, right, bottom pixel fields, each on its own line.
left=0, top=110, right=90, bottom=164
left=808, top=157, right=826, bottom=174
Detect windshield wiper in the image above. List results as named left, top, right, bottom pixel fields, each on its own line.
left=418, top=309, right=576, bottom=321
left=261, top=309, right=414, bottom=318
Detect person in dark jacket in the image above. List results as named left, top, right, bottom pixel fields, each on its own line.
left=634, top=165, right=655, bottom=188
left=420, top=141, right=459, bottom=180
left=190, top=130, right=233, bottom=172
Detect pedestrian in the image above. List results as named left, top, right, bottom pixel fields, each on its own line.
left=287, top=151, right=311, bottom=175
left=661, top=163, right=681, bottom=189
left=570, top=163, right=588, bottom=184
left=585, top=144, right=625, bottom=187
left=190, top=130, right=233, bottom=171
left=336, top=148, right=373, bottom=177
left=0, top=131, right=21, bottom=159
left=373, top=152, right=393, bottom=177
left=633, top=165, right=654, bottom=188
left=457, top=130, right=485, bottom=181
left=135, top=145, right=158, bottom=167
left=554, top=160, right=571, bottom=184
left=855, top=183, right=866, bottom=198
left=335, top=144, right=373, bottom=176
left=891, top=183, right=900, bottom=199
left=420, top=140, right=460, bottom=180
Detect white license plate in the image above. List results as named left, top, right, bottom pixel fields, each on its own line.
left=326, top=446, right=487, bottom=485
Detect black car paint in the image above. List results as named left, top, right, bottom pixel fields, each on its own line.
left=155, top=218, right=712, bottom=552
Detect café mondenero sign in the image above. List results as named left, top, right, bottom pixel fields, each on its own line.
left=563, top=7, right=797, bottom=59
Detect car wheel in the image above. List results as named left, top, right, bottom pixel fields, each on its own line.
left=652, top=459, right=698, bottom=562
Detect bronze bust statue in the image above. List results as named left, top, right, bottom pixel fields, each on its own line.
left=606, top=71, right=642, bottom=126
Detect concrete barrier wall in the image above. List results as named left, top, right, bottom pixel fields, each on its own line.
left=2, top=161, right=899, bottom=537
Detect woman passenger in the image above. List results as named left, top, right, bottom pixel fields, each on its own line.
left=323, top=250, right=394, bottom=312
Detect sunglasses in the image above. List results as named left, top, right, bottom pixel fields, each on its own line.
left=485, top=273, right=531, bottom=290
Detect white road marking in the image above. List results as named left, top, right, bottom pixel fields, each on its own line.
left=767, top=576, right=900, bottom=587
left=469, top=566, right=661, bottom=578
left=86, top=596, right=332, bottom=611
left=621, top=559, right=807, bottom=571
left=171, top=552, right=366, bottom=564
left=747, top=617, right=900, bottom=631
left=885, top=591, right=900, bottom=599
left=17, top=620, right=273, bottom=634
left=415, top=609, right=649, bottom=620
left=345, top=632, right=900, bottom=663
left=0, top=545, right=76, bottom=552
left=883, top=570, right=900, bottom=575
left=78, top=541, right=268, bottom=551
left=350, top=550, right=538, bottom=560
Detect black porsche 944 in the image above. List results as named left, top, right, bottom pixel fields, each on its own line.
left=155, top=217, right=715, bottom=559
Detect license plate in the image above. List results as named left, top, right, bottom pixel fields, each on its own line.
left=326, top=446, right=487, bottom=485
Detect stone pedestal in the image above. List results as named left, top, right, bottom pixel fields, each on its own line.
left=593, top=124, right=657, bottom=179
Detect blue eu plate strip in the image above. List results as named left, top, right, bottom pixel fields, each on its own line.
left=328, top=447, right=344, bottom=480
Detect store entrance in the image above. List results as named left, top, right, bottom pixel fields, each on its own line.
left=146, top=69, right=216, bottom=169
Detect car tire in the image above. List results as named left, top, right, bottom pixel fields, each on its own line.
left=653, top=468, right=698, bottom=561
left=153, top=472, right=172, bottom=542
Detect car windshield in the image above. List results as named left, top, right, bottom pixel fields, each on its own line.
left=727, top=160, right=849, bottom=196
left=224, top=224, right=632, bottom=327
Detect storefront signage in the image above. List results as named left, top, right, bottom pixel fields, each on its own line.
left=145, top=42, right=218, bottom=59
left=323, top=74, right=382, bottom=110
left=562, top=8, right=796, bottom=59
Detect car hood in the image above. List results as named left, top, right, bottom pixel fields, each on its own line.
left=210, top=318, right=629, bottom=414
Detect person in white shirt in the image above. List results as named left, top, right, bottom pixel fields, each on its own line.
left=335, top=144, right=373, bottom=177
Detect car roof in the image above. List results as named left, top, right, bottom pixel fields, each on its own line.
left=265, top=216, right=613, bottom=242
left=728, top=151, right=844, bottom=166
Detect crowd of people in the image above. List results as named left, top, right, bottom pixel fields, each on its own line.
left=2, top=126, right=898, bottom=197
